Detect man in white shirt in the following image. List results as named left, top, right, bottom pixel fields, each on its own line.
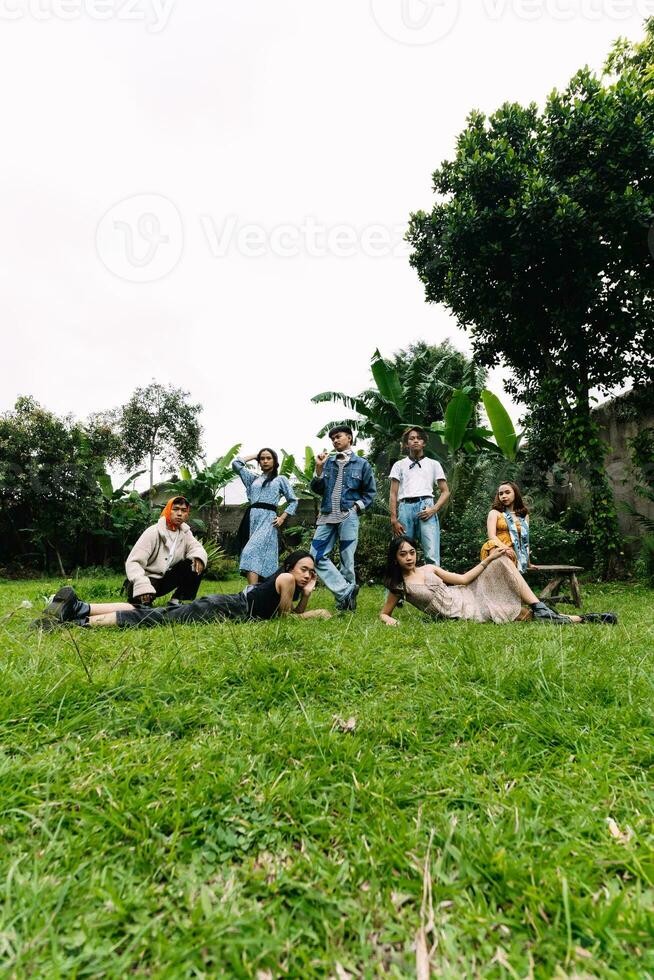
left=389, top=427, right=450, bottom=565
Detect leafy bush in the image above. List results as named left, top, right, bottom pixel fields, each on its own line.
left=204, top=557, right=239, bottom=581
left=634, top=534, right=654, bottom=586
left=202, top=541, right=239, bottom=581
left=440, top=500, right=488, bottom=573
left=279, top=524, right=315, bottom=555
left=101, top=493, right=161, bottom=560
left=355, top=514, right=393, bottom=583
left=529, top=516, right=590, bottom=567
left=440, top=502, right=591, bottom=574
left=71, top=564, right=122, bottom=578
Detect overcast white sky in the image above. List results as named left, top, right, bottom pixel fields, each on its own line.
left=1, top=0, right=649, bottom=494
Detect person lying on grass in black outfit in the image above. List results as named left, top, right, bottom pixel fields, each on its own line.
left=32, top=551, right=331, bottom=630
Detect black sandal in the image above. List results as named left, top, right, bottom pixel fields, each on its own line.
left=580, top=612, right=618, bottom=625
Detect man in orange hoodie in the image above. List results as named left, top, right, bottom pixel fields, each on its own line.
left=124, top=496, right=207, bottom=606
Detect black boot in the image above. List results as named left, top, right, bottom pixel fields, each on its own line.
left=33, top=587, right=90, bottom=629
left=531, top=601, right=572, bottom=624
left=581, top=612, right=618, bottom=625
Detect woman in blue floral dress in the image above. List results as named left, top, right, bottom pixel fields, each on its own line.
left=232, top=449, right=299, bottom=584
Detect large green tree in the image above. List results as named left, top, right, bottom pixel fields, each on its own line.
left=407, top=23, right=654, bottom=576
left=110, top=382, right=203, bottom=494
left=0, top=397, right=114, bottom=572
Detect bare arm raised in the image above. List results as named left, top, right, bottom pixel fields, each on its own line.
left=275, top=572, right=331, bottom=620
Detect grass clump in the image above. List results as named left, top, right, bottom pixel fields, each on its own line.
left=0, top=575, right=653, bottom=977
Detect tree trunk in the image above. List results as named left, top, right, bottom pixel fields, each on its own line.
left=47, top=539, right=66, bottom=577
left=149, top=452, right=155, bottom=496
left=207, top=500, right=220, bottom=542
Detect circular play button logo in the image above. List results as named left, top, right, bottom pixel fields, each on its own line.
left=370, top=0, right=460, bottom=45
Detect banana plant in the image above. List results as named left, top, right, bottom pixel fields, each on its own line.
left=481, top=389, right=522, bottom=461
left=312, top=346, right=470, bottom=453
left=165, top=444, right=241, bottom=540
left=429, top=388, right=521, bottom=460
left=95, top=469, right=153, bottom=561
left=281, top=446, right=323, bottom=523
left=280, top=447, right=320, bottom=499
left=97, top=469, right=146, bottom=502
left=313, top=348, right=519, bottom=462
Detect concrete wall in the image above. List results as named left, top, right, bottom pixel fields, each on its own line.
left=595, top=392, right=654, bottom=543
left=568, top=389, right=654, bottom=551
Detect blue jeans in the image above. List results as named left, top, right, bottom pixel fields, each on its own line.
left=310, top=511, right=359, bottom=608
left=398, top=498, right=440, bottom=565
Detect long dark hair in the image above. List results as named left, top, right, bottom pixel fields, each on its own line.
left=281, top=550, right=313, bottom=573
left=491, top=481, right=529, bottom=517
left=257, top=447, right=279, bottom=485
left=262, top=550, right=314, bottom=587
left=382, top=535, right=417, bottom=594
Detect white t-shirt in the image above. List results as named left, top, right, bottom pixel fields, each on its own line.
left=389, top=456, right=446, bottom=500
left=163, top=528, right=180, bottom=568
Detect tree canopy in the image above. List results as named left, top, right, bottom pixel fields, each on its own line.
left=407, top=22, right=654, bottom=574
left=111, top=382, right=203, bottom=493
left=0, top=397, right=112, bottom=571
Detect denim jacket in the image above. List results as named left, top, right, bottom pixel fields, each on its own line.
left=310, top=453, right=377, bottom=515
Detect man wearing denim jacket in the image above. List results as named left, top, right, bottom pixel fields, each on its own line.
left=310, top=425, right=376, bottom=612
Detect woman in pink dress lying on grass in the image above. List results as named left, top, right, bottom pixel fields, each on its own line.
left=379, top=536, right=616, bottom=626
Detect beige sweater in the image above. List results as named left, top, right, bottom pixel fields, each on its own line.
left=125, top=517, right=208, bottom=598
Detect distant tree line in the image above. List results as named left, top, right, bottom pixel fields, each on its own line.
left=0, top=383, right=203, bottom=574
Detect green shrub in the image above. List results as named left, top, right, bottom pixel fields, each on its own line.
left=529, top=516, right=590, bottom=567
left=634, top=533, right=654, bottom=585
left=355, top=514, right=393, bottom=583
left=279, top=524, right=315, bottom=555
left=440, top=500, right=488, bottom=572
left=204, top=556, right=239, bottom=581
left=71, top=564, right=122, bottom=578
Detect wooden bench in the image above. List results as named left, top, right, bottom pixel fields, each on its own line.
left=526, top=565, right=584, bottom=608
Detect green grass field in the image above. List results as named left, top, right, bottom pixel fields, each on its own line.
left=1, top=575, right=653, bottom=978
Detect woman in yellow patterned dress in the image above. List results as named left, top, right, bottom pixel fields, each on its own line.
left=481, top=482, right=532, bottom=573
